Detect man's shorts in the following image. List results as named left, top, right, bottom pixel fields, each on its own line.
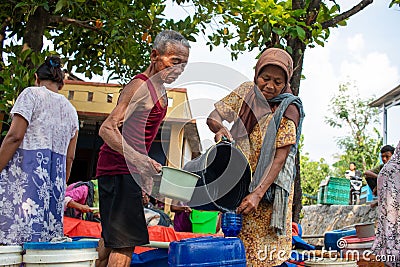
left=98, top=174, right=149, bottom=248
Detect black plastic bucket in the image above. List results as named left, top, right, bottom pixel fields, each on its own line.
left=183, top=141, right=251, bottom=212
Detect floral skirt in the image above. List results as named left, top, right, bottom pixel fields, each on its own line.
left=238, top=189, right=293, bottom=266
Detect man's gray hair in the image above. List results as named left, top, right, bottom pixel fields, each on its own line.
left=153, top=30, right=190, bottom=54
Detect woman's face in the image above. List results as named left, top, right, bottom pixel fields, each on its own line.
left=256, top=65, right=286, bottom=99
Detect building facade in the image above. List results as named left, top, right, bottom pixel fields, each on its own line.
left=60, top=80, right=201, bottom=184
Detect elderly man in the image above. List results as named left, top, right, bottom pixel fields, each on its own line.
left=95, top=30, right=190, bottom=267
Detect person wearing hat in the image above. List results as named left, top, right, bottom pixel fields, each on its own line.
left=207, top=48, right=305, bottom=266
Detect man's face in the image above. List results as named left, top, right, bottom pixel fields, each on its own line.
left=349, top=163, right=356, bottom=171
left=381, top=151, right=393, bottom=164
left=153, top=43, right=189, bottom=84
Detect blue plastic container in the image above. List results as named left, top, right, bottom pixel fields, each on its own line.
left=324, top=229, right=356, bottom=251
left=168, top=237, right=246, bottom=266
left=131, top=248, right=168, bottom=267
left=221, top=212, right=243, bottom=237
left=360, top=185, right=374, bottom=203
left=23, top=240, right=99, bottom=266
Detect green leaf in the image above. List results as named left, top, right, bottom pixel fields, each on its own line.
left=55, top=0, right=67, bottom=13
left=14, top=2, right=28, bottom=9
left=286, top=46, right=292, bottom=54
left=272, top=27, right=284, bottom=35
left=296, top=26, right=306, bottom=40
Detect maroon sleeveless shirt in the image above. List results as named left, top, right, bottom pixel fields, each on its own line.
left=96, top=74, right=167, bottom=177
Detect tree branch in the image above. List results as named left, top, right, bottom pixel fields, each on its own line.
left=292, top=0, right=306, bottom=10
left=49, top=15, right=99, bottom=31
left=306, top=0, right=321, bottom=26
left=321, top=0, right=373, bottom=29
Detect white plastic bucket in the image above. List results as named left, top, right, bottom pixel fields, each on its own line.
left=304, top=259, right=357, bottom=267
left=23, top=241, right=98, bottom=266
left=0, top=245, right=23, bottom=267
left=159, top=166, right=200, bottom=202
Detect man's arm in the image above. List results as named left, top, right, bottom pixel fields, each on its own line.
left=364, top=170, right=378, bottom=179
left=99, top=79, right=162, bottom=177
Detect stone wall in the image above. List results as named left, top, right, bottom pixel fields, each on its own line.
left=299, top=204, right=378, bottom=246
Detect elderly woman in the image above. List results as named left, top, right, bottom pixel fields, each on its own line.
left=372, top=141, right=400, bottom=267
left=207, top=48, right=304, bottom=266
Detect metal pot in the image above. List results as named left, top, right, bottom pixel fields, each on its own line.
left=355, top=222, right=375, bottom=238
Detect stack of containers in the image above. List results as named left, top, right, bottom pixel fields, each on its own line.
left=322, top=177, right=350, bottom=205
left=0, top=246, right=23, bottom=267
left=324, top=228, right=357, bottom=251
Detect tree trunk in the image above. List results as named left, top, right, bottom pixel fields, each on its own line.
left=292, top=150, right=302, bottom=223
left=288, top=36, right=306, bottom=223
left=23, top=6, right=50, bottom=52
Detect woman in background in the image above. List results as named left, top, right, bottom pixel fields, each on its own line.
left=0, top=56, right=79, bottom=245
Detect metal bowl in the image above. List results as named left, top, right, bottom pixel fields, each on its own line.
left=355, top=222, right=375, bottom=238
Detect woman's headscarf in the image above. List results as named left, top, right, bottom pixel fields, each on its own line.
left=231, top=48, right=296, bottom=139
left=253, top=48, right=293, bottom=88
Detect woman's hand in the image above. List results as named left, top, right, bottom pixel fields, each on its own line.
left=79, top=204, right=92, bottom=213
left=214, top=127, right=233, bottom=142
left=236, top=191, right=263, bottom=215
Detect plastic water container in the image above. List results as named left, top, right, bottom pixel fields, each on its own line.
left=221, top=212, right=242, bottom=237
left=304, top=259, right=357, bottom=266
left=360, top=186, right=374, bottom=204
left=324, top=229, right=356, bottom=251
left=168, top=236, right=246, bottom=266
left=0, top=245, right=22, bottom=267
left=158, top=166, right=200, bottom=202
left=131, top=248, right=168, bottom=267
left=190, top=209, right=219, bottom=234
left=23, top=240, right=98, bottom=266
left=341, top=235, right=375, bottom=255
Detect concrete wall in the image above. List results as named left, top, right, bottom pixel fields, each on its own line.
left=300, top=204, right=378, bottom=245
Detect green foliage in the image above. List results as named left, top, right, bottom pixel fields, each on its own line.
left=325, top=82, right=382, bottom=174
left=299, top=135, right=331, bottom=205
left=0, top=46, right=48, bottom=131
left=390, top=0, right=400, bottom=8
left=188, top=0, right=345, bottom=59
left=331, top=129, right=382, bottom=178
left=0, top=0, right=199, bottom=120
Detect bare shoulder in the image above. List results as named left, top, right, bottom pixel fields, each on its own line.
left=118, top=77, right=149, bottom=104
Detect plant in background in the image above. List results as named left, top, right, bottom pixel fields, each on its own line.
left=299, top=135, right=331, bottom=205
left=325, top=81, right=382, bottom=175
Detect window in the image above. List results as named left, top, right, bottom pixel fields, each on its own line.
left=68, top=91, right=74, bottom=100
left=87, top=92, right=94, bottom=102
left=107, top=93, right=113, bottom=103
left=168, top=97, right=174, bottom=107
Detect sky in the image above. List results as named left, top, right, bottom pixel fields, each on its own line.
left=77, top=0, right=400, bottom=165
left=164, top=0, right=400, bottom=164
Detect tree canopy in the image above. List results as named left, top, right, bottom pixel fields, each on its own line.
left=184, top=0, right=374, bottom=95
left=0, top=0, right=198, bottom=114
left=325, top=81, right=382, bottom=174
